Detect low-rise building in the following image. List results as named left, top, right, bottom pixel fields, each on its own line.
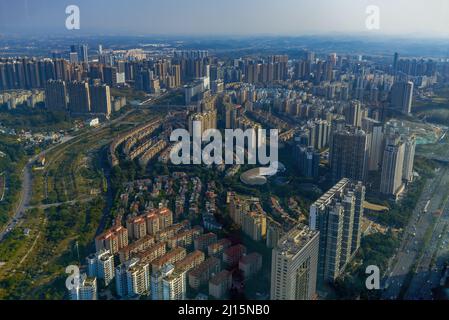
left=167, top=226, right=203, bottom=249
left=151, top=247, right=187, bottom=273
left=118, top=235, right=155, bottom=263
left=208, top=239, right=232, bottom=257
left=239, top=252, right=262, bottom=279
left=209, top=270, right=232, bottom=299
left=194, top=233, right=217, bottom=251
left=174, top=250, right=205, bottom=273
left=223, top=244, right=247, bottom=267
left=188, top=257, right=221, bottom=290
left=95, top=223, right=129, bottom=255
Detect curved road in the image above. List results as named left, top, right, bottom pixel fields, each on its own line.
left=0, top=108, right=149, bottom=243
left=0, top=156, right=34, bottom=242
left=0, top=137, right=74, bottom=243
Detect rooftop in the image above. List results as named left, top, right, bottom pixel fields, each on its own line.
left=151, top=247, right=186, bottom=267
left=209, top=270, right=231, bottom=286
left=239, top=252, right=262, bottom=265
left=276, top=224, right=319, bottom=258
left=189, top=257, right=220, bottom=277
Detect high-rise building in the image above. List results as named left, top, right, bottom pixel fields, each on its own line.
left=79, top=44, right=89, bottom=64
left=329, top=127, right=368, bottom=183
left=126, top=262, right=151, bottom=297
left=103, top=66, right=117, bottom=87
left=90, top=83, right=111, bottom=116
left=163, top=269, right=187, bottom=300
left=86, top=249, right=115, bottom=286
left=391, top=81, right=414, bottom=114
left=362, top=118, right=385, bottom=172
left=70, top=274, right=97, bottom=300
left=307, top=119, right=330, bottom=150
left=402, top=135, right=416, bottom=183
left=150, top=78, right=161, bottom=94
left=393, top=52, right=399, bottom=74
left=344, top=101, right=363, bottom=128
left=380, top=137, right=406, bottom=198
left=309, top=179, right=365, bottom=285
left=151, top=263, right=175, bottom=300
left=67, top=81, right=91, bottom=114
left=150, top=260, right=188, bottom=300
left=188, top=110, right=217, bottom=136
left=44, top=80, right=67, bottom=111
left=171, top=64, right=182, bottom=87
left=270, top=224, right=319, bottom=300
left=54, top=59, right=71, bottom=82
left=242, top=211, right=267, bottom=242
left=296, top=145, right=320, bottom=178
left=266, top=218, right=283, bottom=249
left=115, top=258, right=139, bottom=298
left=69, top=52, right=79, bottom=64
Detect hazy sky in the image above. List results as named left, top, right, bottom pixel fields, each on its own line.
left=1, top=0, right=449, bottom=37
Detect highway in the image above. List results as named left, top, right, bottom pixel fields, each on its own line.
left=382, top=167, right=449, bottom=300
left=404, top=191, right=449, bottom=300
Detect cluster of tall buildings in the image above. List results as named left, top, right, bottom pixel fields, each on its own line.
left=294, top=52, right=336, bottom=83
left=393, top=54, right=437, bottom=78
left=391, top=81, right=414, bottom=115
left=187, top=109, right=217, bottom=136
left=58, top=47, right=428, bottom=303
left=1, top=48, right=214, bottom=114
left=379, top=127, right=416, bottom=199
left=328, top=119, right=415, bottom=200
left=270, top=178, right=365, bottom=299
left=69, top=275, right=98, bottom=301
left=243, top=55, right=289, bottom=84
left=0, top=89, right=44, bottom=109
left=295, top=146, right=320, bottom=178
left=45, top=80, right=112, bottom=116
left=329, top=126, right=369, bottom=183
left=0, top=57, right=72, bottom=91
left=309, top=179, right=365, bottom=286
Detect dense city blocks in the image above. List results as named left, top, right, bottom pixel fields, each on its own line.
left=0, top=1, right=449, bottom=307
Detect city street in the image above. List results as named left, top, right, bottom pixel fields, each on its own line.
left=382, top=167, right=449, bottom=300
left=404, top=193, right=449, bottom=299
